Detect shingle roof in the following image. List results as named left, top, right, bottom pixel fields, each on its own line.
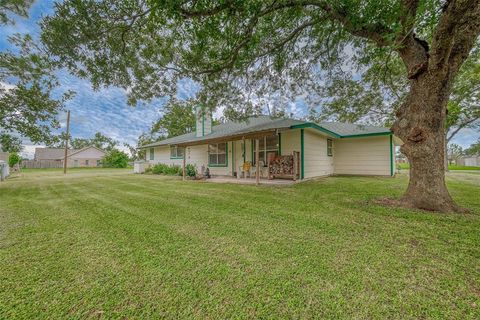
left=34, top=145, right=106, bottom=160
left=142, top=115, right=391, bottom=148
left=35, top=148, right=74, bottom=160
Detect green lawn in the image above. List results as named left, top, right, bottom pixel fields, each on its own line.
left=398, top=163, right=480, bottom=170
left=1, top=169, right=479, bottom=319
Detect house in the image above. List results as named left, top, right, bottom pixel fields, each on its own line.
left=457, top=156, right=480, bottom=167
left=141, top=109, right=401, bottom=181
left=34, top=146, right=106, bottom=167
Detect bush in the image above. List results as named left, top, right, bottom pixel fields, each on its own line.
left=151, top=163, right=169, bottom=174
left=151, top=163, right=183, bottom=176
left=102, top=149, right=129, bottom=168
left=185, top=164, right=196, bottom=177
left=8, top=153, right=21, bottom=168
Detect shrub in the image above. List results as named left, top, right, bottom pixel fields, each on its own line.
left=8, top=153, right=21, bottom=168
left=166, top=165, right=182, bottom=176
left=102, top=149, right=129, bottom=168
left=151, top=163, right=183, bottom=176
left=152, top=163, right=169, bottom=174
left=185, top=164, right=196, bottom=177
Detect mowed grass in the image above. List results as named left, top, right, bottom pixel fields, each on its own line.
left=398, top=163, right=480, bottom=171
left=0, top=169, right=479, bottom=319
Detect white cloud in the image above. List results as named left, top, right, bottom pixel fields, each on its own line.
left=21, top=144, right=43, bottom=159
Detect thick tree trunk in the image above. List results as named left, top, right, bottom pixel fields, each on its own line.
left=392, top=71, right=462, bottom=213
left=444, top=136, right=449, bottom=172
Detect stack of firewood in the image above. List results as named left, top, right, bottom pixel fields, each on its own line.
left=269, top=155, right=294, bottom=176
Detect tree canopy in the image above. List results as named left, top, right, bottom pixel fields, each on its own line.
left=40, top=0, right=480, bottom=212
left=0, top=133, right=22, bottom=153
left=0, top=0, right=32, bottom=25
left=102, top=149, right=129, bottom=168
left=1, top=12, right=72, bottom=145
left=465, top=138, right=480, bottom=156
left=48, top=131, right=117, bottom=151
left=150, top=99, right=196, bottom=138
left=40, top=1, right=477, bottom=114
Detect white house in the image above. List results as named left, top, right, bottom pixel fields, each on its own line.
left=141, top=110, right=401, bottom=180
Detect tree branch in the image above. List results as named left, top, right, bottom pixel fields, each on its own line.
left=430, top=0, right=480, bottom=74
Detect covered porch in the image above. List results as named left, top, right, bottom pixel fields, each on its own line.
left=178, top=128, right=301, bottom=185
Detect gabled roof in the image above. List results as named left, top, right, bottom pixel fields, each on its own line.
left=67, top=145, right=106, bottom=158
left=35, top=145, right=106, bottom=160
left=35, top=147, right=74, bottom=160
left=142, top=115, right=391, bottom=148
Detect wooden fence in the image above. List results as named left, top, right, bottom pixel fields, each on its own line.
left=22, top=160, right=64, bottom=169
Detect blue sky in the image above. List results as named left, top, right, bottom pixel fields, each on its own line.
left=1, top=1, right=478, bottom=158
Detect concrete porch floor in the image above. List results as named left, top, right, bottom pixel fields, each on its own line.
left=206, top=176, right=297, bottom=185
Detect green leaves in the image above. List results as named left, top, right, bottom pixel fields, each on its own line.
left=150, top=99, right=196, bottom=138
left=102, top=149, right=129, bottom=168
left=39, top=0, right=479, bottom=125
left=0, top=34, right=72, bottom=144
left=0, top=133, right=22, bottom=153
left=0, top=0, right=33, bottom=25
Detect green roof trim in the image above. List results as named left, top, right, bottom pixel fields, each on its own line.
left=390, top=134, right=394, bottom=177
left=140, top=116, right=392, bottom=149
left=300, top=129, right=305, bottom=180
left=251, top=139, right=254, bottom=163
left=231, top=141, right=235, bottom=176
left=341, top=131, right=392, bottom=138
left=290, top=122, right=391, bottom=139
left=290, top=123, right=341, bottom=138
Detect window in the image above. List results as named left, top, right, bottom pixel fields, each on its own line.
left=149, top=148, right=154, bottom=160
left=96, top=160, right=101, bottom=167
left=85, top=160, right=89, bottom=166
left=170, top=146, right=184, bottom=159
left=208, top=142, right=227, bottom=166
left=253, top=135, right=279, bottom=166
left=327, top=139, right=333, bottom=156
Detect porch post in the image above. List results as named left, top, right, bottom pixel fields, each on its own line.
left=255, top=138, right=260, bottom=185
left=231, top=141, right=235, bottom=177
left=182, top=148, right=186, bottom=181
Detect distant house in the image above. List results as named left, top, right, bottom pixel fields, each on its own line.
left=34, top=146, right=106, bottom=167
left=141, top=109, right=401, bottom=180
left=457, top=156, right=480, bottom=167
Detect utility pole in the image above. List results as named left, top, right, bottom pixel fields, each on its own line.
left=63, top=110, right=71, bottom=174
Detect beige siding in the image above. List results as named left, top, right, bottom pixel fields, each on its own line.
left=304, top=129, right=334, bottom=178
left=71, top=147, right=105, bottom=159
left=151, top=146, right=183, bottom=166
left=187, top=145, right=208, bottom=170
left=208, top=141, right=233, bottom=176
left=333, top=136, right=391, bottom=176
left=67, top=158, right=102, bottom=167
left=280, top=129, right=300, bottom=156
left=150, top=142, right=233, bottom=176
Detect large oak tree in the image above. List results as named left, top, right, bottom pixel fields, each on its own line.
left=41, top=0, right=480, bottom=212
